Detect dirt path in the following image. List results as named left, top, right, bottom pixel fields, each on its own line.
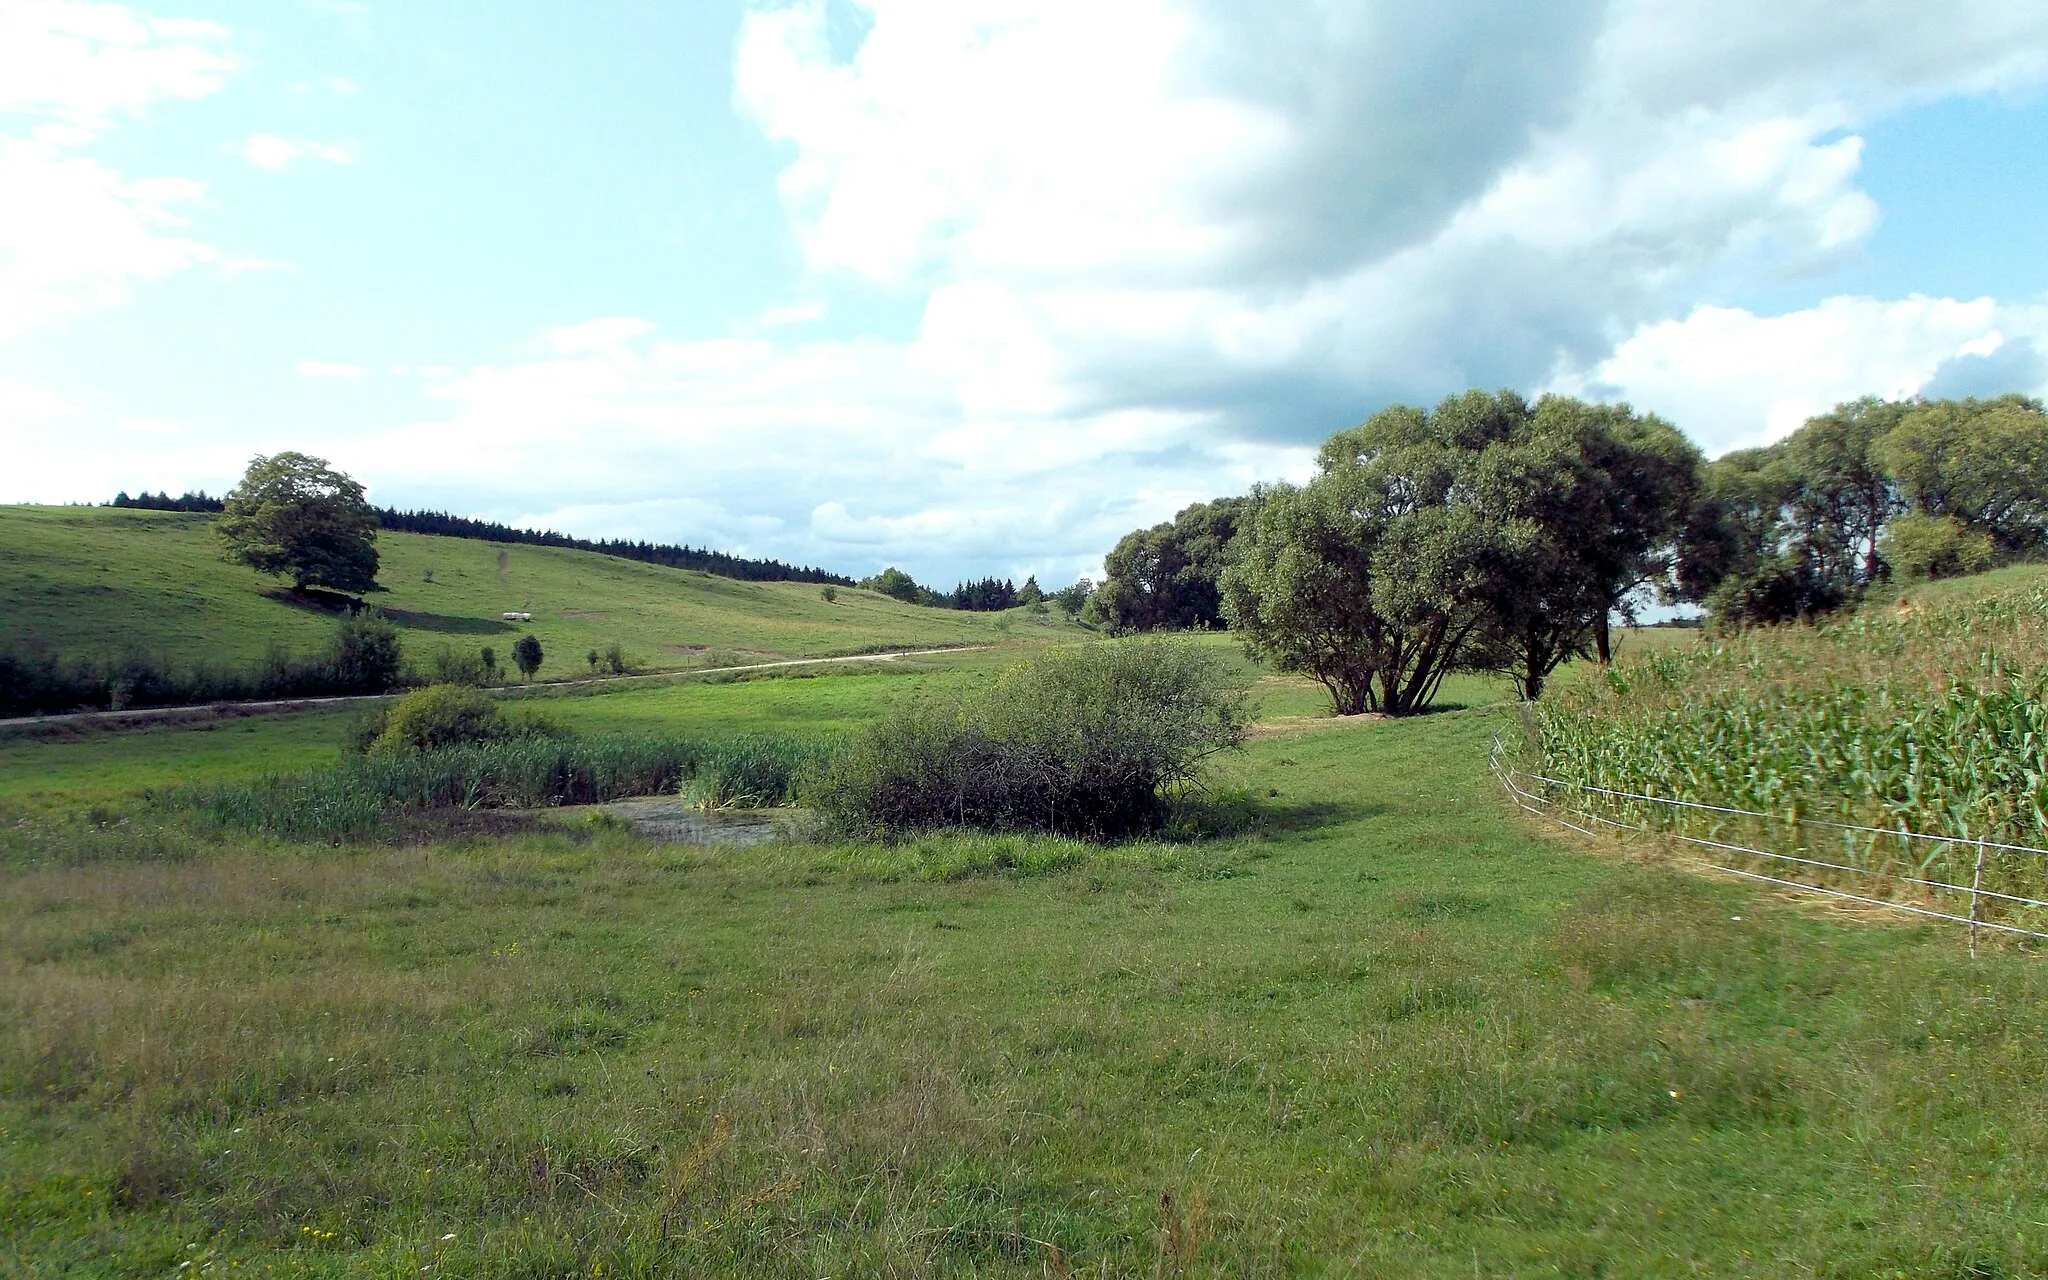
left=0, top=646, right=986, bottom=735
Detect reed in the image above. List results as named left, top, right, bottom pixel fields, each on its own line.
left=163, top=732, right=838, bottom=841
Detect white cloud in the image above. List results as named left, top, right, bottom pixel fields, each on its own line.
left=754, top=300, right=827, bottom=329
left=0, top=1, right=234, bottom=128
left=0, top=2, right=237, bottom=342
left=241, top=133, right=358, bottom=170
left=323, top=0, right=2048, bottom=580
left=1554, top=296, right=2048, bottom=454
left=332, top=317, right=1300, bottom=581
left=0, top=135, right=216, bottom=341
left=17, top=0, right=2048, bottom=581
left=724, top=0, right=2048, bottom=449
left=297, top=360, right=367, bottom=378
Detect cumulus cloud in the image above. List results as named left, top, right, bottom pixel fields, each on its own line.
left=339, top=320, right=1304, bottom=583
left=241, top=133, right=357, bottom=170
left=0, top=2, right=236, bottom=341
left=1552, top=297, right=2048, bottom=453
left=715, top=0, right=2048, bottom=483
left=329, top=0, right=2048, bottom=579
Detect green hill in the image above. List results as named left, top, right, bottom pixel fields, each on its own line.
left=0, top=505, right=1034, bottom=680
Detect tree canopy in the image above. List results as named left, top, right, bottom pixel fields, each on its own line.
left=1100, top=497, right=1247, bottom=632
left=1221, top=391, right=1700, bottom=712
left=1875, top=394, right=2048, bottom=554
left=1677, top=393, right=2048, bottom=624
left=216, top=452, right=380, bottom=594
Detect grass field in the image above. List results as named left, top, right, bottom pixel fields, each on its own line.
left=0, top=505, right=1049, bottom=679
left=5, top=627, right=2048, bottom=1275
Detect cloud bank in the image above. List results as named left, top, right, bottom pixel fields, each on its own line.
left=379, top=0, right=2048, bottom=581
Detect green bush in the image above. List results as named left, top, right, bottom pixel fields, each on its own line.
left=810, top=639, right=1249, bottom=839
left=1879, top=511, right=1996, bottom=583
left=427, top=646, right=499, bottom=687
left=356, top=684, right=561, bottom=754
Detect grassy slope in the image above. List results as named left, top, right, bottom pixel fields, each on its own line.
left=3, top=637, right=2047, bottom=1273
left=0, top=505, right=1043, bottom=678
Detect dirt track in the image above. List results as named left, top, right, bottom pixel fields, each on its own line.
left=0, top=646, right=985, bottom=735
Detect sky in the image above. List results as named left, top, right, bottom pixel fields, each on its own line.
left=3, top=1, right=2047, bottom=588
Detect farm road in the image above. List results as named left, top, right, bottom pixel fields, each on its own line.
left=0, top=646, right=986, bottom=735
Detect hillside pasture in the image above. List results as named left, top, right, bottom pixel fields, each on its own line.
left=0, top=506, right=1045, bottom=680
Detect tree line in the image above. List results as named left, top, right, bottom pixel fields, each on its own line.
left=109, top=485, right=853, bottom=587
left=1095, top=389, right=2048, bottom=715
left=854, top=569, right=1077, bottom=612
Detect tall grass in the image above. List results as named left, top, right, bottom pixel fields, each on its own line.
left=165, top=732, right=838, bottom=842
left=1527, top=578, right=2048, bottom=915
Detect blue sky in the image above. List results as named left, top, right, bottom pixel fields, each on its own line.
left=4, top=1, right=2048, bottom=587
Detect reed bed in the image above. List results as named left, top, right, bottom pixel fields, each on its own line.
left=1526, top=578, right=2048, bottom=921
left=162, top=732, right=839, bottom=842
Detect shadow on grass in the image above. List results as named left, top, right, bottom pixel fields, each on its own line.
left=1169, top=794, right=1386, bottom=841
left=374, top=607, right=516, bottom=636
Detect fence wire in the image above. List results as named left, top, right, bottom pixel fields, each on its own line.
left=1489, top=736, right=2048, bottom=946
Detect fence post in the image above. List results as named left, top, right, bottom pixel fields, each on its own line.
left=1969, top=837, right=1988, bottom=959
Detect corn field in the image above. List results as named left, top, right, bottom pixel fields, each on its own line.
left=1522, top=578, right=2048, bottom=926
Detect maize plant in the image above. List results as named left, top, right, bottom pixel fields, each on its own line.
left=1523, top=581, right=2048, bottom=924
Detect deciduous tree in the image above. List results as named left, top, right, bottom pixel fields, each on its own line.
left=216, top=452, right=380, bottom=594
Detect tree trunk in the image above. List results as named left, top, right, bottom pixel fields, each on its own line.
left=1594, top=612, right=1613, bottom=665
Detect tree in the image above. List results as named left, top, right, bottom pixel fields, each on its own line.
left=1051, top=578, right=1095, bottom=614
left=1464, top=396, right=1701, bottom=698
left=859, top=566, right=928, bottom=605
left=1222, top=395, right=1508, bottom=715
left=946, top=578, right=1017, bottom=611
left=1783, top=397, right=1907, bottom=584
left=1016, top=575, right=1043, bottom=606
left=1674, top=445, right=1797, bottom=605
left=511, top=634, right=543, bottom=681
left=216, top=452, right=380, bottom=594
left=1101, top=498, right=1246, bottom=632
left=1876, top=395, right=2048, bottom=553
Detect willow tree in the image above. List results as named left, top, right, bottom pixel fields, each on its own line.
left=1223, top=390, right=1701, bottom=712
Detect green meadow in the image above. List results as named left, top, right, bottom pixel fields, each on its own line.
left=6, top=619, right=2048, bottom=1276
left=0, top=506, right=1042, bottom=679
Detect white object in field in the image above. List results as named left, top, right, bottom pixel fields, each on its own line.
left=501, top=611, right=533, bottom=621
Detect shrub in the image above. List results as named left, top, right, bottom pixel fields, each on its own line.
left=810, top=639, right=1249, bottom=839
left=362, top=685, right=524, bottom=754
left=429, top=646, right=497, bottom=687
left=820, top=586, right=837, bottom=603
left=1879, top=512, right=1996, bottom=583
